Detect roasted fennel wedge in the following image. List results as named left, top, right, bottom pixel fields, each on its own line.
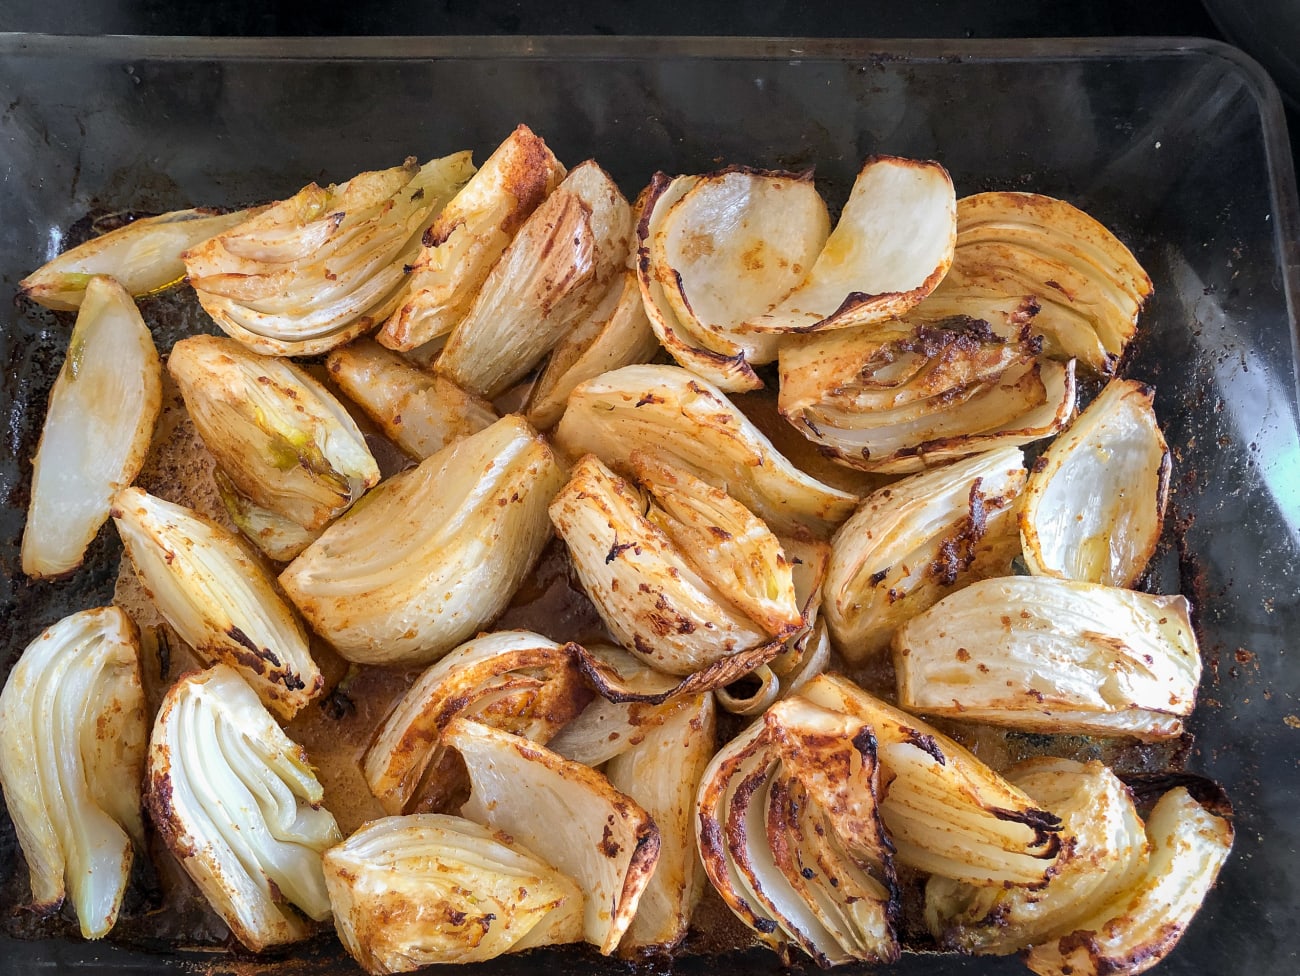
left=22, top=275, right=161, bottom=579
left=605, top=692, right=715, bottom=956
left=894, top=576, right=1200, bottom=739
left=824, top=445, right=1025, bottom=662
left=363, top=631, right=589, bottom=815
left=0, top=607, right=146, bottom=939
left=111, top=487, right=323, bottom=719
left=525, top=269, right=659, bottom=429
left=444, top=718, right=660, bottom=955
left=323, top=814, right=583, bottom=973
left=636, top=166, right=830, bottom=389
left=280, top=415, right=564, bottom=666
left=926, top=759, right=1149, bottom=955
left=554, top=364, right=858, bottom=537
left=168, top=335, right=379, bottom=538
left=20, top=207, right=259, bottom=310
left=696, top=695, right=899, bottom=967
left=378, top=124, right=566, bottom=351
left=325, top=339, right=497, bottom=460
left=1025, top=786, right=1232, bottom=976
left=186, top=153, right=473, bottom=355
left=739, top=155, right=956, bottom=335
left=779, top=314, right=1076, bottom=473
left=147, top=665, right=341, bottom=952
left=1019, top=378, right=1170, bottom=586
left=550, top=454, right=794, bottom=675
left=947, top=191, right=1153, bottom=373
left=436, top=160, right=632, bottom=398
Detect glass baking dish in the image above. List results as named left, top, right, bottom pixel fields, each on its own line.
left=0, top=33, right=1297, bottom=976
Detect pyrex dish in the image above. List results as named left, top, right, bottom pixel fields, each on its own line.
left=0, top=34, right=1297, bottom=976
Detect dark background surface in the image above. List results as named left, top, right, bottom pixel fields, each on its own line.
left=1, top=0, right=1296, bottom=172
left=0, top=0, right=1230, bottom=38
